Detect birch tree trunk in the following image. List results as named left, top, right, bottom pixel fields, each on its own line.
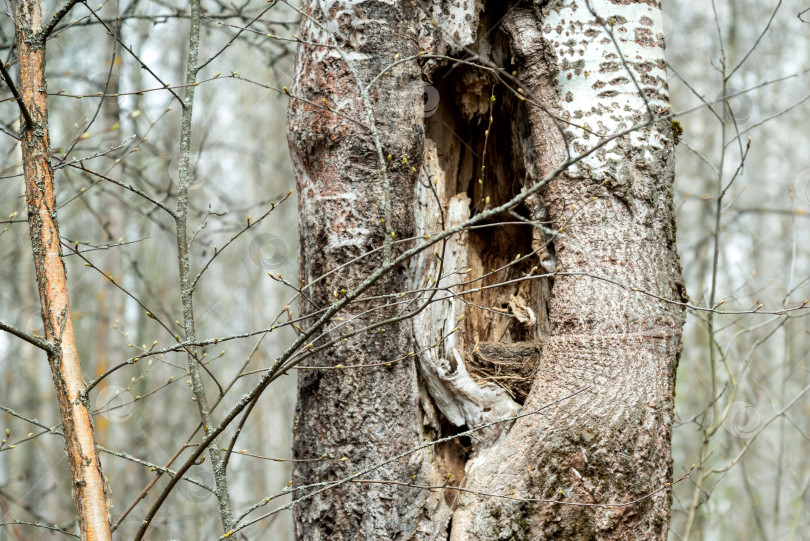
left=12, top=0, right=113, bottom=538
left=288, top=1, right=685, bottom=539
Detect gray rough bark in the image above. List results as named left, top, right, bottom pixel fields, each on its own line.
left=287, top=1, right=446, bottom=539
left=288, top=0, right=685, bottom=539
left=450, top=4, right=686, bottom=538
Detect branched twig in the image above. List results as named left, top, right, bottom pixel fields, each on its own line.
left=173, top=0, right=235, bottom=529
left=0, top=321, right=55, bottom=353
left=350, top=468, right=693, bottom=509
left=0, top=62, right=33, bottom=127
left=40, top=0, right=85, bottom=38
left=0, top=520, right=79, bottom=538
left=190, top=190, right=292, bottom=292
left=197, top=1, right=277, bottom=71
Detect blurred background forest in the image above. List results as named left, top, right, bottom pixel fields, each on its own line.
left=0, top=0, right=809, bottom=539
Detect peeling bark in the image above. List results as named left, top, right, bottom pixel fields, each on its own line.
left=12, top=0, right=113, bottom=539
left=290, top=1, right=684, bottom=539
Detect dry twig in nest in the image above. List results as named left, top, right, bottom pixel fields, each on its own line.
left=465, top=341, right=543, bottom=402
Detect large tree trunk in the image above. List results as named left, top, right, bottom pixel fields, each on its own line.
left=288, top=1, right=685, bottom=539
left=449, top=3, right=685, bottom=539
left=287, top=2, right=445, bottom=539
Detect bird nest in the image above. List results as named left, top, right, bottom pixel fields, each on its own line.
left=465, top=341, right=542, bottom=403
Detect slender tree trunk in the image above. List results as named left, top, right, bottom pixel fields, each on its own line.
left=174, top=0, right=236, bottom=530
left=12, top=0, right=113, bottom=539
left=289, top=1, right=685, bottom=539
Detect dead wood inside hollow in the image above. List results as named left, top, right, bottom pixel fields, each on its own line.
left=420, top=52, right=552, bottom=406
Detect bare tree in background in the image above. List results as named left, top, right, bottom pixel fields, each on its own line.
left=0, top=0, right=808, bottom=540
